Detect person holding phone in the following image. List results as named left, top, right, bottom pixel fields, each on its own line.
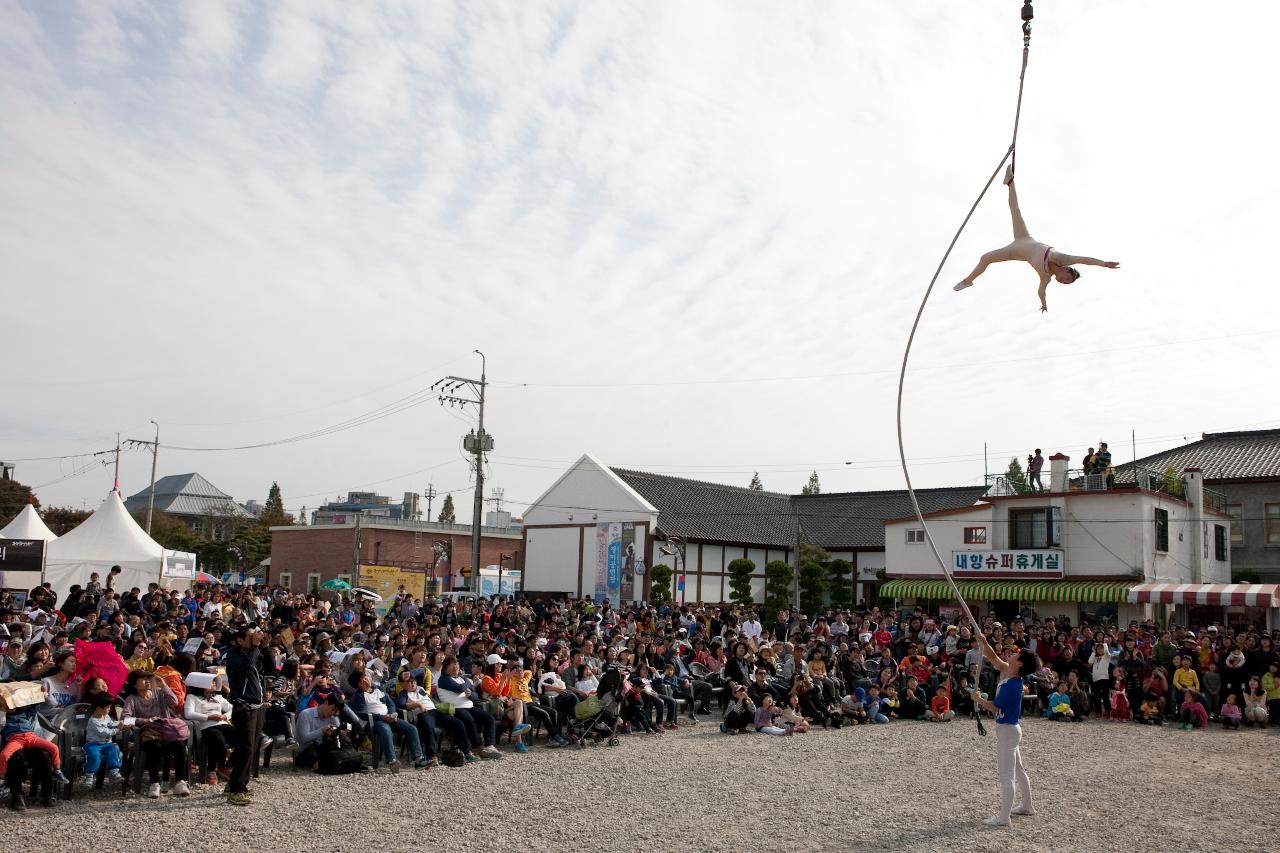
left=224, top=624, right=279, bottom=806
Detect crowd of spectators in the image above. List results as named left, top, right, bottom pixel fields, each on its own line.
left=1, top=576, right=1276, bottom=811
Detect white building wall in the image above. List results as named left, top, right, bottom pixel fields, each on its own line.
left=523, top=454, right=658, bottom=527
left=523, top=527, right=582, bottom=594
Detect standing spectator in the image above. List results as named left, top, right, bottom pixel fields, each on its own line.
left=223, top=625, right=279, bottom=806
left=1097, top=442, right=1114, bottom=488
left=1027, top=449, right=1044, bottom=492
left=740, top=612, right=763, bottom=642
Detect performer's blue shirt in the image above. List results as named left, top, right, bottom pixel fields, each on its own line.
left=994, top=677, right=1023, bottom=725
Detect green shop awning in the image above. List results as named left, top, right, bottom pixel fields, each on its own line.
left=879, top=579, right=1132, bottom=604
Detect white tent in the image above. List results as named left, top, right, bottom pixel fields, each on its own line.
left=45, top=490, right=193, bottom=599
left=0, top=504, right=58, bottom=542
left=1, top=503, right=57, bottom=590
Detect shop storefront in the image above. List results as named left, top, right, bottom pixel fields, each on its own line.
left=1128, top=582, right=1280, bottom=631
left=880, top=578, right=1134, bottom=625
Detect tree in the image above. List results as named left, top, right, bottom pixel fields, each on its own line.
left=764, top=560, right=794, bottom=617
left=798, top=542, right=830, bottom=565
left=136, top=510, right=202, bottom=553
left=798, top=559, right=826, bottom=615
left=438, top=494, right=456, bottom=524
left=726, top=557, right=756, bottom=608
left=748, top=473, right=763, bottom=491
left=800, top=471, right=821, bottom=496
left=259, top=481, right=293, bottom=527
left=649, top=563, right=673, bottom=605
left=0, top=477, right=39, bottom=528
left=826, top=558, right=853, bottom=609
left=1004, top=457, right=1028, bottom=494
left=41, top=506, right=92, bottom=536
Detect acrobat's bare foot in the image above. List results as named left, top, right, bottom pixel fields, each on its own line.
left=1003, top=164, right=1014, bottom=186
left=954, top=280, right=973, bottom=292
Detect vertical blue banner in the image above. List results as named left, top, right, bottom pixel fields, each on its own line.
left=606, top=521, right=622, bottom=607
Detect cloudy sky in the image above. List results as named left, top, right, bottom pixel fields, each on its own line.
left=3, top=0, right=1278, bottom=520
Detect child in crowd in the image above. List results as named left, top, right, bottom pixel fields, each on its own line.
left=623, top=679, right=660, bottom=735
left=881, top=685, right=901, bottom=720
left=780, top=694, right=811, bottom=732
left=1109, top=678, right=1132, bottom=721
left=1178, top=690, right=1208, bottom=730
left=926, top=684, right=954, bottom=722
left=863, top=686, right=890, bottom=724
left=1136, top=692, right=1163, bottom=726
left=1243, top=677, right=1269, bottom=728
left=899, top=679, right=928, bottom=720
left=1201, top=662, right=1222, bottom=720
left=81, top=693, right=124, bottom=783
left=754, top=695, right=791, bottom=736
left=838, top=693, right=868, bottom=725
left=1220, top=694, right=1242, bottom=730
left=1046, top=681, right=1074, bottom=721
left=952, top=675, right=975, bottom=717
left=0, top=702, right=67, bottom=784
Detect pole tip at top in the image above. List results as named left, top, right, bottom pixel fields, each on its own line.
left=1021, top=0, right=1034, bottom=22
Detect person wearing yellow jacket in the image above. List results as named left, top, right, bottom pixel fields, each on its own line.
left=1171, top=659, right=1200, bottom=695
left=1261, top=661, right=1280, bottom=723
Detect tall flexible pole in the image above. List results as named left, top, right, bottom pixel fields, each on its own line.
left=895, top=11, right=1032, bottom=733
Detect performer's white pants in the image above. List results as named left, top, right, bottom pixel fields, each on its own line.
left=995, top=722, right=1033, bottom=820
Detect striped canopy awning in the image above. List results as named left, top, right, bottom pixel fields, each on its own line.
left=1127, top=582, right=1280, bottom=608
left=880, top=579, right=1133, bottom=604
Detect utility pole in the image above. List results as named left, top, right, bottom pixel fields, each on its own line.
left=125, top=421, right=161, bottom=534
left=424, top=483, right=438, bottom=520
left=432, top=350, right=492, bottom=595
left=112, top=433, right=121, bottom=492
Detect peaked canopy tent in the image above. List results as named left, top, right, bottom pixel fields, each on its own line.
left=1, top=504, right=59, bottom=542
left=1, top=504, right=58, bottom=590
left=44, top=491, right=196, bottom=600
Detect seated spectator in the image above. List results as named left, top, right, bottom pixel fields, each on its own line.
left=40, top=648, right=81, bottom=712
left=1220, top=694, right=1242, bottom=729
left=1136, top=692, right=1163, bottom=726
left=436, top=656, right=502, bottom=759
left=294, top=695, right=355, bottom=770
left=122, top=671, right=190, bottom=798
left=900, top=677, right=928, bottom=720
left=633, top=664, right=678, bottom=731
left=753, top=694, right=790, bottom=736
left=184, top=681, right=234, bottom=785
left=881, top=685, right=901, bottom=720
left=124, top=638, right=156, bottom=673
left=348, top=671, right=430, bottom=770
left=396, top=668, right=480, bottom=763
left=81, top=693, right=124, bottom=784
left=5, top=744, right=54, bottom=811
left=1177, top=690, right=1208, bottom=730
left=720, top=683, right=755, bottom=734
left=622, top=678, right=660, bottom=735
left=863, top=685, right=890, bottom=724
left=926, top=683, right=955, bottom=722
left=0, top=701, right=67, bottom=786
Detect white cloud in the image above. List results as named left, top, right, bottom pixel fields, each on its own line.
left=1, top=1, right=1278, bottom=516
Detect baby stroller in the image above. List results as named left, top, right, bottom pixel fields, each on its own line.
left=565, top=668, right=623, bottom=748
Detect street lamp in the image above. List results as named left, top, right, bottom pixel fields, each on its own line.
left=659, top=535, right=685, bottom=606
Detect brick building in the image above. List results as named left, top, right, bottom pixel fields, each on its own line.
left=268, top=518, right=522, bottom=594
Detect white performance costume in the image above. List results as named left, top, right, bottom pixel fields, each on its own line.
left=953, top=166, right=1119, bottom=311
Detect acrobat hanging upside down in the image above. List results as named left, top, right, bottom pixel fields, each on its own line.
left=953, top=165, right=1120, bottom=312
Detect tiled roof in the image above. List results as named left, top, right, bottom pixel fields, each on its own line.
left=794, top=486, right=989, bottom=549
left=124, top=473, right=252, bottom=519
left=1115, top=429, right=1280, bottom=483
left=611, top=468, right=986, bottom=550
left=611, top=469, right=796, bottom=548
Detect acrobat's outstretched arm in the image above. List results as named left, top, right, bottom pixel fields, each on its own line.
left=1036, top=274, right=1050, bottom=313
left=1055, top=252, right=1120, bottom=269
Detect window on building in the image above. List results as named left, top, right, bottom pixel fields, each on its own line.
left=1010, top=508, right=1050, bottom=549
left=1226, top=504, right=1244, bottom=545
left=211, top=525, right=225, bottom=542
left=906, top=528, right=925, bottom=544
left=1155, top=508, right=1169, bottom=552
left=307, top=573, right=321, bottom=594
left=337, top=573, right=352, bottom=586
left=278, top=572, right=292, bottom=591
left=1214, top=525, right=1227, bottom=562
left=192, top=522, right=205, bottom=536
left=963, top=527, right=988, bottom=545
left=1267, top=503, right=1280, bottom=545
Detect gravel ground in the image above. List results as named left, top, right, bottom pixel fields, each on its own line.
left=7, top=719, right=1278, bottom=852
